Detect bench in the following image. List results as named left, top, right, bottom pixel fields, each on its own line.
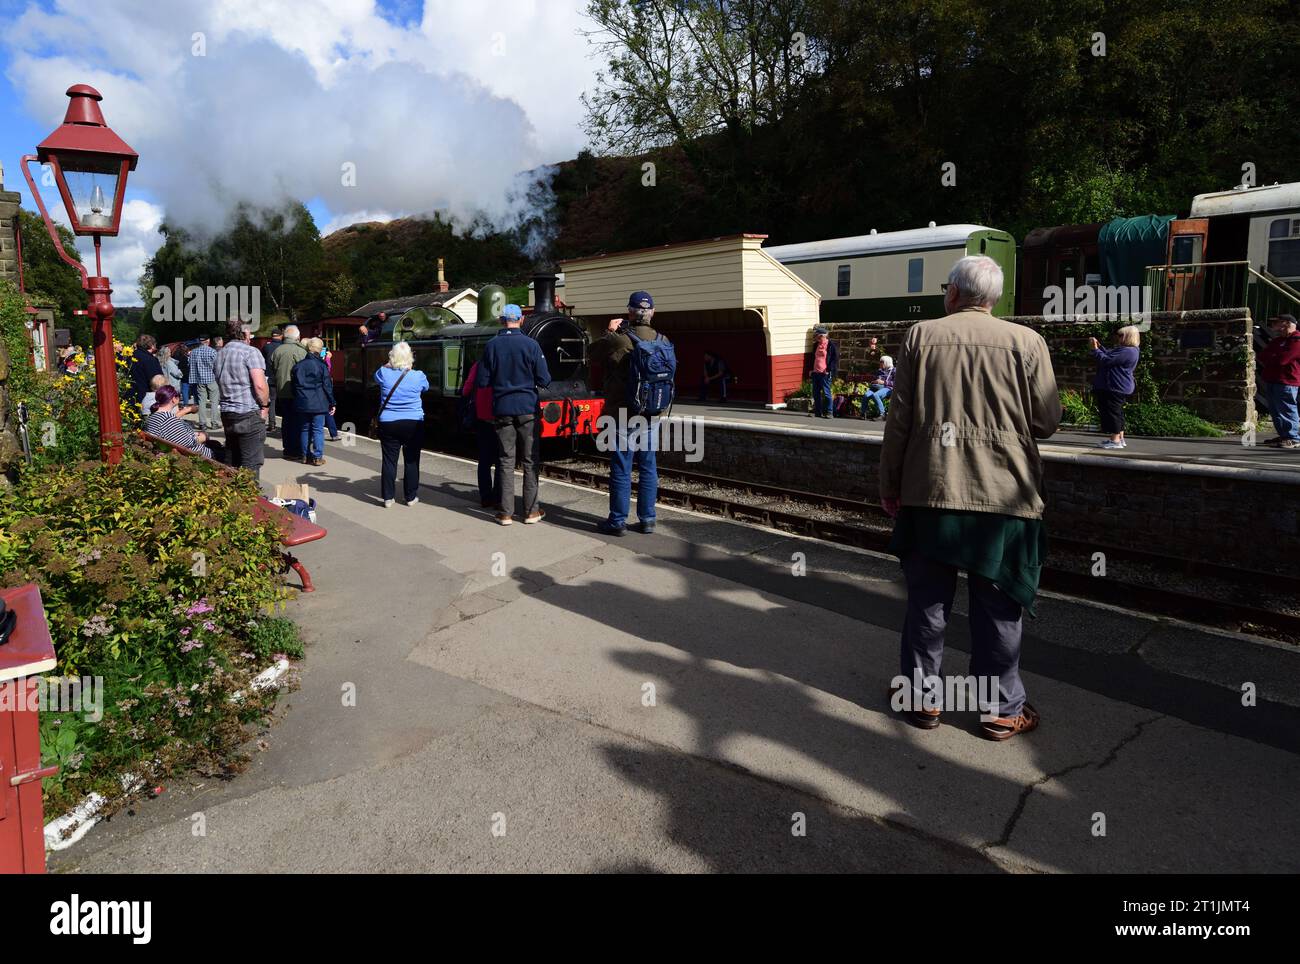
left=837, top=372, right=891, bottom=419
left=139, top=431, right=327, bottom=592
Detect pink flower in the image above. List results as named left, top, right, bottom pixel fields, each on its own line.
left=202, top=621, right=216, bottom=632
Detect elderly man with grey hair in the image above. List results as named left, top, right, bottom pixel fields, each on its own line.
left=271, top=324, right=309, bottom=460
left=880, top=255, right=1062, bottom=741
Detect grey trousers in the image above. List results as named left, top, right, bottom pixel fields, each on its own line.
left=494, top=414, right=538, bottom=516
left=899, top=552, right=1026, bottom=718
left=221, top=409, right=266, bottom=480
left=196, top=382, right=219, bottom=429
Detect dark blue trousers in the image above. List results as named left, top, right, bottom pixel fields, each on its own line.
left=899, top=552, right=1026, bottom=718
left=476, top=419, right=501, bottom=506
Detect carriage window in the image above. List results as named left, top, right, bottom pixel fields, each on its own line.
left=1268, top=239, right=1300, bottom=278
left=1268, top=219, right=1300, bottom=277
left=837, top=265, right=851, bottom=297
left=907, top=258, right=924, bottom=294
left=1171, top=235, right=1201, bottom=265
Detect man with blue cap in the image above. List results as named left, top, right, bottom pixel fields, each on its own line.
left=477, top=303, right=551, bottom=524
left=588, top=290, right=661, bottom=535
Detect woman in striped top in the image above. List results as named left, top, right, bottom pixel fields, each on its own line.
left=145, top=385, right=225, bottom=462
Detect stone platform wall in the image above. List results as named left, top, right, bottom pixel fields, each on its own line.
left=822, top=309, right=1255, bottom=424
left=655, top=421, right=1297, bottom=570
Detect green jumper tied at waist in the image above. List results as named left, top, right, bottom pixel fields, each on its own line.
left=888, top=507, right=1047, bottom=615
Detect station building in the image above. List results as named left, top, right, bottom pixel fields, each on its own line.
left=560, top=234, right=821, bottom=408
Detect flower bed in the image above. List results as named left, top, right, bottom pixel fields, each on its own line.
left=0, top=441, right=301, bottom=817
left=1, top=283, right=303, bottom=821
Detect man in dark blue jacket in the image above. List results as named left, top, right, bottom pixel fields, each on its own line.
left=478, top=304, right=551, bottom=525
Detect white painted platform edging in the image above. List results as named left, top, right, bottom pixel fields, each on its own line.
left=44, top=773, right=145, bottom=852
left=44, top=659, right=291, bottom=853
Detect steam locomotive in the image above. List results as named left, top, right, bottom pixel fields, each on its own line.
left=328, top=274, right=606, bottom=442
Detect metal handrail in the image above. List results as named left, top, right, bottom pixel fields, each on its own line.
left=1144, top=261, right=1300, bottom=317
left=1258, top=266, right=1300, bottom=301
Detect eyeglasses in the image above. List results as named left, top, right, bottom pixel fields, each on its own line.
left=941, top=283, right=952, bottom=292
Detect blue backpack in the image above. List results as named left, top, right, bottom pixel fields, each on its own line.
left=625, top=329, right=677, bottom=416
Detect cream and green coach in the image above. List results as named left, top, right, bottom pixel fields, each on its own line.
left=765, top=223, right=1017, bottom=322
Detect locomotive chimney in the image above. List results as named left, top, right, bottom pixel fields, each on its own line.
left=437, top=257, right=449, bottom=293
left=533, top=273, right=557, bottom=315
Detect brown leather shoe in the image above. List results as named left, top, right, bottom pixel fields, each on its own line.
left=981, top=702, right=1041, bottom=741
left=495, top=512, right=513, bottom=526
left=523, top=509, right=545, bottom=524
left=887, top=685, right=940, bottom=729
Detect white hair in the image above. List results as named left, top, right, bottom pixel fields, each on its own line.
left=283, top=325, right=301, bottom=342
left=880, top=355, right=894, bottom=368
left=1116, top=325, right=1141, bottom=347
left=948, top=255, right=1004, bottom=309
left=388, top=341, right=414, bottom=370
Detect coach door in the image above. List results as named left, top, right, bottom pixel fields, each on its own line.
left=1164, top=219, right=1208, bottom=310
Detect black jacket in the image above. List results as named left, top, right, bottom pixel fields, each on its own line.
left=130, top=352, right=163, bottom=402
left=590, top=322, right=659, bottom=408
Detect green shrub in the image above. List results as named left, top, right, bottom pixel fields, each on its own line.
left=0, top=281, right=37, bottom=400
left=0, top=440, right=296, bottom=816
left=1059, top=389, right=1097, bottom=425
left=246, top=616, right=304, bottom=661
left=786, top=379, right=811, bottom=399
left=1124, top=402, right=1222, bottom=437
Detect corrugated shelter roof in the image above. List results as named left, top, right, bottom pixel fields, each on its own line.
left=351, top=287, right=475, bottom=317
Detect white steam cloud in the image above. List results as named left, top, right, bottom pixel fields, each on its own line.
left=4, top=0, right=597, bottom=244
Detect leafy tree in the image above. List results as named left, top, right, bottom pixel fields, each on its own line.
left=141, top=202, right=327, bottom=341
left=323, top=272, right=358, bottom=316
left=17, top=209, right=89, bottom=344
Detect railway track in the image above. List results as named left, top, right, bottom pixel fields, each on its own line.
left=539, top=457, right=1300, bottom=641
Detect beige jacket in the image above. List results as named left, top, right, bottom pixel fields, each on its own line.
left=879, top=309, right=1062, bottom=520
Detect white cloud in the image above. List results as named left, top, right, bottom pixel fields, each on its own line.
left=4, top=0, right=599, bottom=245
left=52, top=198, right=165, bottom=307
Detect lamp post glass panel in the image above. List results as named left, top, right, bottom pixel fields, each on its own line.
left=20, top=84, right=138, bottom=464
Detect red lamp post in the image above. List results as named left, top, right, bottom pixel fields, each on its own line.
left=21, top=84, right=138, bottom=464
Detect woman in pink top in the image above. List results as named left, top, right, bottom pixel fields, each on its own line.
left=808, top=327, right=839, bottom=419
left=462, top=361, right=500, bottom=508
left=323, top=348, right=341, bottom=440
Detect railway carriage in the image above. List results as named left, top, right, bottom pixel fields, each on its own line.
left=765, top=223, right=1018, bottom=322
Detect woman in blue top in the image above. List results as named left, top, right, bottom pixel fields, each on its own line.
left=373, top=341, right=430, bottom=507
left=1090, top=326, right=1141, bottom=450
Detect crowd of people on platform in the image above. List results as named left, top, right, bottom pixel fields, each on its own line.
left=116, top=293, right=667, bottom=542
left=125, top=322, right=335, bottom=478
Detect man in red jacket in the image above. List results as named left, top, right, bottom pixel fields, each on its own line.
left=1261, top=314, right=1300, bottom=450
